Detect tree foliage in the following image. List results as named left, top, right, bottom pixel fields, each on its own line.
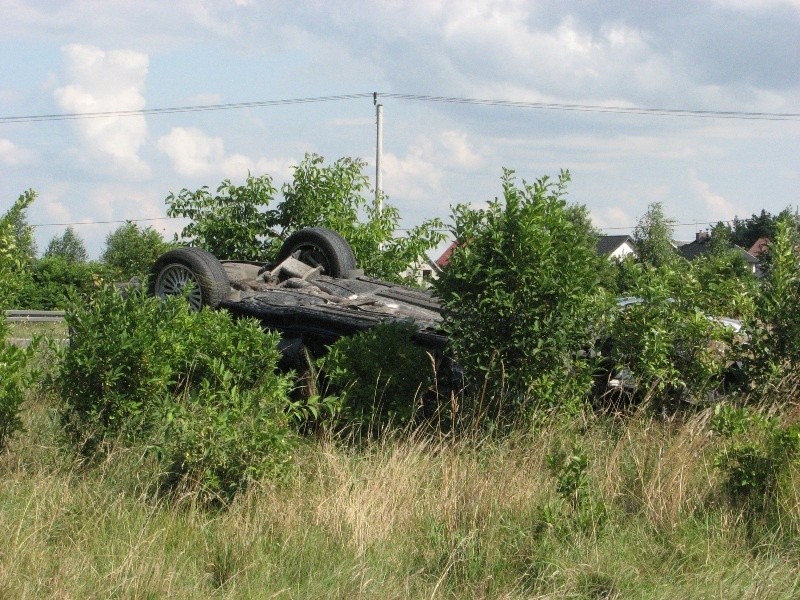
left=44, top=226, right=88, bottom=263
left=633, top=202, right=678, bottom=269
left=722, top=208, right=800, bottom=250
left=0, top=190, right=37, bottom=449
left=435, top=169, right=610, bottom=416
left=165, top=154, right=446, bottom=281
left=749, top=218, right=800, bottom=385
left=277, top=154, right=446, bottom=281
left=102, top=221, right=170, bottom=280
left=16, top=257, right=102, bottom=310
left=166, top=174, right=278, bottom=261
left=0, top=190, right=36, bottom=309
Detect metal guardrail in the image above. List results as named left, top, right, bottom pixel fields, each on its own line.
left=4, top=309, right=66, bottom=323
left=4, top=310, right=67, bottom=347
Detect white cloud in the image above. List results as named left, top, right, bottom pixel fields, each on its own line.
left=380, top=129, right=485, bottom=205
left=157, top=127, right=224, bottom=177
left=440, top=130, right=483, bottom=169
left=53, top=44, right=150, bottom=178
left=382, top=143, right=443, bottom=202
left=688, top=169, right=742, bottom=220
left=157, top=126, right=294, bottom=180
left=0, top=139, right=34, bottom=165
left=593, top=205, right=635, bottom=233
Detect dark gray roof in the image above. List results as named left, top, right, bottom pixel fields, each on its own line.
left=678, top=238, right=758, bottom=264
left=677, top=238, right=710, bottom=261
left=596, top=235, right=635, bottom=256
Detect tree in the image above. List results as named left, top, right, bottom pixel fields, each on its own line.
left=166, top=174, right=278, bottom=261
left=688, top=225, right=756, bottom=320
left=0, top=190, right=37, bottom=449
left=102, top=221, right=170, bottom=280
left=749, top=217, right=800, bottom=384
left=0, top=190, right=36, bottom=309
left=434, top=169, right=611, bottom=416
left=633, top=202, right=679, bottom=269
left=277, top=154, right=445, bottom=281
left=16, top=257, right=101, bottom=310
left=44, top=226, right=88, bottom=263
left=165, top=154, right=446, bottom=281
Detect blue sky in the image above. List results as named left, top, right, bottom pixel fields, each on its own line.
left=1, top=0, right=798, bottom=258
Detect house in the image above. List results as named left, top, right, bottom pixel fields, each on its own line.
left=677, top=231, right=759, bottom=274
left=596, top=235, right=637, bottom=261
left=749, top=237, right=769, bottom=259
left=434, top=241, right=458, bottom=269
left=425, top=236, right=638, bottom=282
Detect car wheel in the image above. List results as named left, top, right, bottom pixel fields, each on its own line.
left=149, top=247, right=230, bottom=309
left=276, top=227, right=357, bottom=278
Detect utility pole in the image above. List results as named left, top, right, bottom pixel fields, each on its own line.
left=374, top=92, right=383, bottom=214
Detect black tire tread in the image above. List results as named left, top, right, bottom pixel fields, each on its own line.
left=148, top=247, right=230, bottom=308
left=276, top=227, right=357, bottom=278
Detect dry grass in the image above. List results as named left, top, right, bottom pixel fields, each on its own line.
left=3, top=395, right=800, bottom=598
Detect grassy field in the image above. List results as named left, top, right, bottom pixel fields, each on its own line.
left=6, top=318, right=68, bottom=347
left=3, top=383, right=800, bottom=599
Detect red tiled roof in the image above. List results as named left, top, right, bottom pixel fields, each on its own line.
left=435, top=241, right=458, bottom=268
left=749, top=237, right=770, bottom=257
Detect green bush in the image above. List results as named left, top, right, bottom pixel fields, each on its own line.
left=435, top=169, right=611, bottom=417
left=101, top=221, right=170, bottom=281
left=16, top=256, right=104, bottom=310
left=278, top=154, right=446, bottom=282
left=58, top=286, right=296, bottom=500
left=0, top=319, right=35, bottom=450
left=748, top=219, right=800, bottom=387
left=161, top=359, right=295, bottom=500
left=0, top=190, right=36, bottom=447
left=596, top=256, right=754, bottom=411
left=712, top=404, right=800, bottom=532
left=603, top=269, right=741, bottom=406
left=318, top=322, right=434, bottom=435
left=0, top=190, right=36, bottom=309
left=166, top=155, right=446, bottom=281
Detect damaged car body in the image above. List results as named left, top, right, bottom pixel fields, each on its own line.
left=149, top=227, right=447, bottom=367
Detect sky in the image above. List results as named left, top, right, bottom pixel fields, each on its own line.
left=1, top=0, right=798, bottom=259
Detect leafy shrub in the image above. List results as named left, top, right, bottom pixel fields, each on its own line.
left=102, top=221, right=171, bottom=280
left=166, top=155, right=446, bottom=281
left=0, top=191, right=36, bottom=447
left=599, top=264, right=747, bottom=408
left=0, top=190, right=36, bottom=309
left=0, top=318, right=35, bottom=450
left=16, top=256, right=104, bottom=310
left=59, top=286, right=296, bottom=500
left=712, top=404, right=800, bottom=528
left=161, top=359, right=295, bottom=500
left=435, top=169, right=611, bottom=417
left=544, top=444, right=607, bottom=533
left=278, top=154, right=446, bottom=282
left=318, top=321, right=434, bottom=435
left=166, top=174, right=278, bottom=261
left=748, top=218, right=800, bottom=387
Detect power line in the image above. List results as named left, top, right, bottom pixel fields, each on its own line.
left=30, top=216, right=176, bottom=228
left=0, top=93, right=373, bottom=124
left=2, top=91, right=798, bottom=124
left=379, top=93, right=800, bottom=121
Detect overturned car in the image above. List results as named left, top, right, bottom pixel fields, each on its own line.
left=148, top=227, right=447, bottom=364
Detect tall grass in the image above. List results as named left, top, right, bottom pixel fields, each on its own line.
left=3, top=388, right=800, bottom=599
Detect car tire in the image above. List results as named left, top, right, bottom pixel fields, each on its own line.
left=149, top=247, right=230, bottom=309
left=276, top=227, right=357, bottom=278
